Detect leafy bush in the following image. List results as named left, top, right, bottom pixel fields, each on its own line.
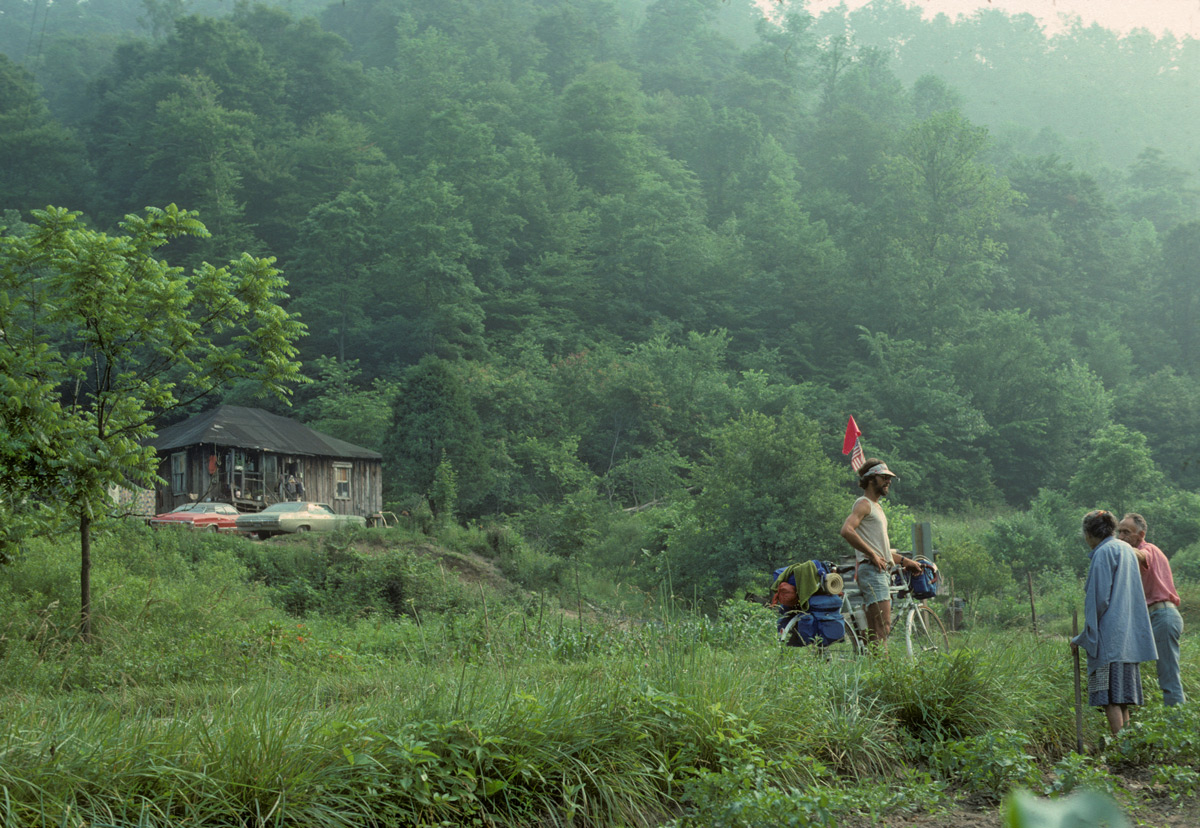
left=1171, top=542, right=1200, bottom=581
left=1148, top=764, right=1200, bottom=802
left=236, top=533, right=465, bottom=620
left=662, top=411, right=850, bottom=605
left=932, top=729, right=1041, bottom=800
left=668, top=759, right=838, bottom=828
left=932, top=519, right=1010, bottom=604
left=497, top=538, right=567, bottom=592
left=1107, top=704, right=1200, bottom=767
left=1043, top=752, right=1119, bottom=798
left=984, top=489, right=1082, bottom=580
left=1136, top=489, right=1200, bottom=557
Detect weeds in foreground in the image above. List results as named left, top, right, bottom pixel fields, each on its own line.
left=930, top=729, right=1041, bottom=801
left=665, top=763, right=950, bottom=828
left=0, top=526, right=1196, bottom=826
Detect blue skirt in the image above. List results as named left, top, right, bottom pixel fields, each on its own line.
left=1087, top=662, right=1144, bottom=707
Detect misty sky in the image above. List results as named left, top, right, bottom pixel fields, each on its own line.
left=805, top=0, right=1200, bottom=39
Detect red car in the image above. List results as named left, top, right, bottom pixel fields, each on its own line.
left=148, top=502, right=241, bottom=532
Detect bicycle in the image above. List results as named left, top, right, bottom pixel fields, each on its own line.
left=840, top=560, right=949, bottom=658
left=779, top=559, right=949, bottom=658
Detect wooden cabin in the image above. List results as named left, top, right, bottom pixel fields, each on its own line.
left=150, top=405, right=383, bottom=518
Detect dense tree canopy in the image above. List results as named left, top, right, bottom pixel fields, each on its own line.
left=4, top=0, right=1200, bottom=602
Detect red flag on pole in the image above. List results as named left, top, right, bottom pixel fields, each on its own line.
left=842, top=416, right=865, bottom=470
left=841, top=417, right=860, bottom=455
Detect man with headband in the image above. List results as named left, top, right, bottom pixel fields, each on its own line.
left=839, top=458, right=923, bottom=648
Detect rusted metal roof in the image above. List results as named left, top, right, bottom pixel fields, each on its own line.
left=151, top=405, right=382, bottom=460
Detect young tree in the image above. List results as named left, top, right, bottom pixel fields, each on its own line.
left=0, top=205, right=305, bottom=640
left=664, top=410, right=849, bottom=603
left=383, top=355, right=490, bottom=514
left=1067, top=424, right=1166, bottom=518
left=300, top=356, right=398, bottom=453
left=870, top=110, right=1019, bottom=336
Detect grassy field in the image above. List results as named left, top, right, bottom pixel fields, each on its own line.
left=0, top=523, right=1197, bottom=827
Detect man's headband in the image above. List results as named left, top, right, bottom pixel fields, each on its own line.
left=862, top=463, right=897, bottom=479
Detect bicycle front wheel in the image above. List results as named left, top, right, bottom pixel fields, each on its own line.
left=905, top=605, right=949, bottom=658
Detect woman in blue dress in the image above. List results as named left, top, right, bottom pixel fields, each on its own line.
left=1070, top=509, right=1157, bottom=736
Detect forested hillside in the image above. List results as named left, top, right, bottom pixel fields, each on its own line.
left=4, top=0, right=1200, bottom=603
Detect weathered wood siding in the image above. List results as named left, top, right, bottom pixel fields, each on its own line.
left=154, top=446, right=382, bottom=517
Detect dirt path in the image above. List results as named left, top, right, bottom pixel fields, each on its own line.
left=842, top=775, right=1200, bottom=828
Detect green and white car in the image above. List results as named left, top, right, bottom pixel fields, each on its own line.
left=236, top=501, right=366, bottom=539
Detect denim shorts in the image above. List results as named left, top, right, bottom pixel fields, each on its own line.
left=857, top=564, right=891, bottom=607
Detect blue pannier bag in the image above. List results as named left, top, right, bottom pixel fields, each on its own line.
left=806, top=593, right=846, bottom=644
left=774, top=561, right=846, bottom=646
left=909, top=561, right=939, bottom=600
left=781, top=592, right=845, bottom=646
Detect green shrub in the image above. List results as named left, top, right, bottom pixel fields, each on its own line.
left=1107, top=703, right=1200, bottom=767
left=237, top=534, right=466, bottom=621
left=1148, top=764, right=1200, bottom=802
left=932, top=729, right=1041, bottom=800
left=440, top=522, right=496, bottom=559
left=1172, top=542, right=1200, bottom=581
left=1136, top=489, right=1200, bottom=556
left=983, top=489, right=1082, bottom=581
left=1043, top=752, right=1119, bottom=798
left=484, top=522, right=519, bottom=559
left=497, top=539, right=566, bottom=592
left=933, top=521, right=1010, bottom=605
left=668, top=759, right=837, bottom=828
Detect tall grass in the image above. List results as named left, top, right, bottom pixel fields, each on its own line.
left=0, top=522, right=1194, bottom=826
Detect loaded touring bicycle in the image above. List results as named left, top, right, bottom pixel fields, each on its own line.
left=770, top=551, right=948, bottom=658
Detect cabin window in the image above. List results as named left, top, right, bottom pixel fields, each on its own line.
left=334, top=464, right=351, bottom=500
left=171, top=452, right=187, bottom=494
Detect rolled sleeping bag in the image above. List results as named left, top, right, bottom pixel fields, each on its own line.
left=821, top=570, right=844, bottom=595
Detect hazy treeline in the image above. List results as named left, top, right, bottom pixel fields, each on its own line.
left=3, top=0, right=1200, bottom=600
left=811, top=1, right=1200, bottom=173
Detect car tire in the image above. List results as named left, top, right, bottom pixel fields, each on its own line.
left=296, top=525, right=310, bottom=533
left=204, top=524, right=218, bottom=533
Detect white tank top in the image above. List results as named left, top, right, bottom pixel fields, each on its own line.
left=853, top=496, right=889, bottom=564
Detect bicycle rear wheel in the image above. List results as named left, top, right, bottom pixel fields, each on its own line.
left=842, top=620, right=866, bottom=655
left=905, top=605, right=949, bottom=658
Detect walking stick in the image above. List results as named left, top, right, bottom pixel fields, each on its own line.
left=1072, top=607, right=1083, bottom=753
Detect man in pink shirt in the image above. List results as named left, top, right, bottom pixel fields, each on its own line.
left=1117, top=513, right=1187, bottom=706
